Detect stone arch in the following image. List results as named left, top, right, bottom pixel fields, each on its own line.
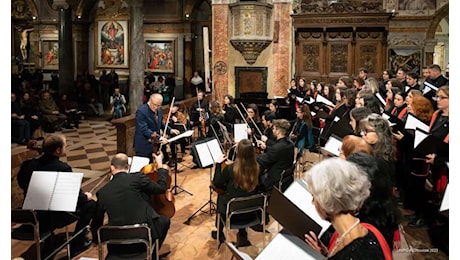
left=426, top=3, right=448, bottom=40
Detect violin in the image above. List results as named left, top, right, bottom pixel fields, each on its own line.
left=140, top=130, right=176, bottom=218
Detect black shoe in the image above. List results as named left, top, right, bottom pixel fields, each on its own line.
left=408, top=218, right=427, bottom=228
left=70, top=239, right=92, bottom=258
left=211, top=230, right=225, bottom=243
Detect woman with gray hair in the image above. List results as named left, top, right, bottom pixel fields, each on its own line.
left=304, top=158, right=391, bottom=259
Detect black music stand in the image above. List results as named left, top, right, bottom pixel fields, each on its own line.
left=171, top=142, right=193, bottom=196
left=184, top=137, right=221, bottom=225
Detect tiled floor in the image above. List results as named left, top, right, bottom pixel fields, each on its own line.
left=11, top=117, right=448, bottom=259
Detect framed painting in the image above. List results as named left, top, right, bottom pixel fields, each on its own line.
left=97, top=20, right=128, bottom=68
left=145, top=40, right=175, bottom=73
left=389, top=49, right=421, bottom=76
left=42, top=40, right=59, bottom=70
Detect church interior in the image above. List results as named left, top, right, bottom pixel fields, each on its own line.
left=11, top=0, right=449, bottom=259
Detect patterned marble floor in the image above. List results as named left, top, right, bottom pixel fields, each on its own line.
left=11, top=118, right=448, bottom=260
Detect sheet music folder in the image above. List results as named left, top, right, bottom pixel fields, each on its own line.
left=414, top=128, right=448, bottom=156
left=192, top=138, right=223, bottom=168
left=23, top=171, right=83, bottom=212
left=269, top=180, right=331, bottom=241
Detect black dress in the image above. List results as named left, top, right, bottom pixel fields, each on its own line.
left=329, top=231, right=386, bottom=260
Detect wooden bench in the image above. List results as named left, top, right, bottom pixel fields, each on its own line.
left=111, top=96, right=210, bottom=156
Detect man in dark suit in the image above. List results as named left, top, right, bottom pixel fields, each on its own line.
left=133, top=93, right=179, bottom=163
left=91, top=153, right=171, bottom=258
left=257, top=119, right=295, bottom=193
left=17, top=134, right=95, bottom=257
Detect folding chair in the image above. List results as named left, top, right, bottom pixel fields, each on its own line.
left=11, top=209, right=53, bottom=260
left=217, top=193, right=268, bottom=258
left=97, top=224, right=159, bottom=260
left=278, top=164, right=295, bottom=193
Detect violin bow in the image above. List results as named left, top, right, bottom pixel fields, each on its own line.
left=159, top=97, right=175, bottom=153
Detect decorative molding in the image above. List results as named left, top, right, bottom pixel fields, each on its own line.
left=388, top=33, right=424, bottom=46
left=96, top=0, right=129, bottom=19
left=293, top=0, right=383, bottom=15
left=230, top=40, right=272, bottom=65
left=52, top=0, right=69, bottom=10
left=214, top=61, right=228, bottom=75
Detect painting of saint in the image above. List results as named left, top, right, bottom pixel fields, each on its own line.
left=146, top=41, right=174, bottom=73
left=99, top=20, right=127, bottom=67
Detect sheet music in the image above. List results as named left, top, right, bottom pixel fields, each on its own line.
left=23, top=171, right=83, bottom=212
left=129, top=156, right=150, bottom=173
left=315, top=94, right=335, bottom=107
left=207, top=138, right=224, bottom=161
left=405, top=113, right=429, bottom=132
left=256, top=232, right=323, bottom=259
left=323, top=135, right=342, bottom=157
left=23, top=171, right=57, bottom=210
left=234, top=124, right=249, bottom=143
left=424, top=81, right=439, bottom=91
left=167, top=130, right=194, bottom=143
left=439, top=183, right=449, bottom=212
left=195, top=142, right=214, bottom=167
left=375, top=93, right=386, bottom=106
left=413, top=128, right=429, bottom=149
left=50, top=172, right=83, bottom=212
left=284, top=180, right=331, bottom=237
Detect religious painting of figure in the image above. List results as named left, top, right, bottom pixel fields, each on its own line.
left=97, top=20, right=128, bottom=67
left=389, top=49, right=421, bottom=76
left=145, top=40, right=175, bottom=73
left=398, top=0, right=435, bottom=10
left=42, top=41, right=59, bottom=69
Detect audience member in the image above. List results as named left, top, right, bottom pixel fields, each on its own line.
left=39, top=91, right=67, bottom=132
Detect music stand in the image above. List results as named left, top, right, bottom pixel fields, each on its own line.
left=184, top=136, right=222, bottom=225
left=169, top=124, right=193, bottom=196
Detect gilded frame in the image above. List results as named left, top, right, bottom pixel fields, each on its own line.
left=145, top=40, right=176, bottom=74
left=96, top=20, right=128, bottom=68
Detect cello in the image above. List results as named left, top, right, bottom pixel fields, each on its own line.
left=140, top=99, right=176, bottom=218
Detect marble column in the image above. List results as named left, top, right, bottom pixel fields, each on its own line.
left=212, top=2, right=230, bottom=103
left=129, top=0, right=144, bottom=113
left=184, top=34, right=193, bottom=98
left=56, top=5, right=73, bottom=95
left=272, top=0, right=292, bottom=97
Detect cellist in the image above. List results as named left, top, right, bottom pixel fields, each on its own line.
left=91, top=152, right=172, bottom=258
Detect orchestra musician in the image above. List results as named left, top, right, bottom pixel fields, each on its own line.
left=169, top=102, right=189, bottom=167
left=223, top=94, right=237, bottom=131
left=91, top=153, right=171, bottom=258
left=211, top=139, right=260, bottom=248
left=257, top=119, right=295, bottom=193
left=289, top=104, right=316, bottom=158
left=189, top=90, right=209, bottom=138
left=245, top=103, right=264, bottom=147
left=206, top=100, right=225, bottom=143
left=256, top=110, right=276, bottom=152
left=133, top=93, right=180, bottom=164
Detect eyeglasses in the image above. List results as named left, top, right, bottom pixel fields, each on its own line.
left=151, top=103, right=162, bottom=107
left=360, top=129, right=376, bottom=135
left=435, top=96, right=449, bottom=101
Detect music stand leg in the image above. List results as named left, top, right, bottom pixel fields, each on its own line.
left=171, top=144, right=193, bottom=196
left=184, top=167, right=217, bottom=225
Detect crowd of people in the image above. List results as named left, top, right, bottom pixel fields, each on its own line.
left=14, top=63, right=448, bottom=259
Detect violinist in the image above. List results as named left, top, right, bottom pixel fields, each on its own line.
left=189, top=90, right=209, bottom=138
left=245, top=103, right=263, bottom=146
left=223, top=94, right=237, bottom=131
left=211, top=139, right=260, bottom=248
left=206, top=100, right=225, bottom=142
left=169, top=102, right=188, bottom=167
left=92, top=153, right=171, bottom=258
left=133, top=93, right=180, bottom=163
left=257, top=119, right=295, bottom=193
left=256, top=110, right=277, bottom=152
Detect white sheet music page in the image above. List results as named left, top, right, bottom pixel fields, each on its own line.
left=234, top=124, right=249, bottom=143
left=284, top=180, right=331, bottom=237
left=167, top=130, right=194, bottom=143
left=316, top=94, right=335, bottom=107
left=207, top=139, right=224, bottom=162
left=23, top=171, right=57, bottom=210
left=256, top=233, right=323, bottom=259
left=129, top=156, right=150, bottom=173
left=195, top=142, right=214, bottom=167
left=414, top=128, right=429, bottom=149
left=323, top=136, right=342, bottom=157
left=405, top=113, right=429, bottom=132
left=49, top=172, right=83, bottom=212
